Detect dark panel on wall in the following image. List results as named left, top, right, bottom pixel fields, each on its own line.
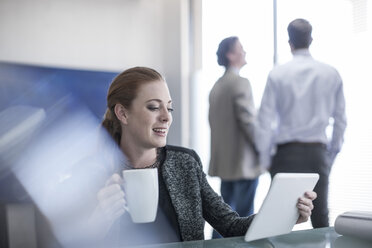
left=0, top=62, right=118, bottom=118
left=0, top=62, right=120, bottom=247
left=0, top=62, right=119, bottom=203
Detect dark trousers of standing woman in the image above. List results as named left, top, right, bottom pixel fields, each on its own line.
left=212, top=178, right=258, bottom=238
left=270, top=142, right=331, bottom=228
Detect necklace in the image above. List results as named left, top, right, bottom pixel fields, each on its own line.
left=142, top=158, right=160, bottom=169
left=123, top=148, right=161, bottom=170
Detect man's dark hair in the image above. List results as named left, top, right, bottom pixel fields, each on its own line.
left=287, top=19, right=312, bottom=49
left=216, top=36, right=238, bottom=68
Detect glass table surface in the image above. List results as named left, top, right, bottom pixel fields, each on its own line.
left=137, top=227, right=372, bottom=248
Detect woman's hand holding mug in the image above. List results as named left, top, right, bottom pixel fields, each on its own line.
left=97, top=173, right=128, bottom=223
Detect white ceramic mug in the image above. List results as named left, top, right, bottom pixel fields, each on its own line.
left=122, top=168, right=159, bottom=223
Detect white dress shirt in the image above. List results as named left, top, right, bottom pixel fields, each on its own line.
left=256, top=49, right=347, bottom=168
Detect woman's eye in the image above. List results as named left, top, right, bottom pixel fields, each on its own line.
left=167, top=108, right=174, bottom=113
left=147, top=106, right=159, bottom=111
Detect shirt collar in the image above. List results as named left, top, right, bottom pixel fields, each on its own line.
left=292, top=48, right=312, bottom=57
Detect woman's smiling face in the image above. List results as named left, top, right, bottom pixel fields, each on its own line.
left=121, top=80, right=173, bottom=149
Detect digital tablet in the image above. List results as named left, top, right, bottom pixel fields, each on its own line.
left=244, top=173, right=319, bottom=242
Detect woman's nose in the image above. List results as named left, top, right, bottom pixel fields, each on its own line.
left=160, top=108, right=170, bottom=122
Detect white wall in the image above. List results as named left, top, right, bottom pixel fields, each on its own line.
left=0, top=0, right=166, bottom=71
left=0, top=0, right=193, bottom=146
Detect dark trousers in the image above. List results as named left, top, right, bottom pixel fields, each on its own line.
left=212, top=178, right=258, bottom=238
left=270, top=143, right=331, bottom=228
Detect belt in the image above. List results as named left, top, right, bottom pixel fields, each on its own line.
left=277, top=142, right=326, bottom=149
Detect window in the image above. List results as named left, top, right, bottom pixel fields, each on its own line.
left=201, top=0, right=372, bottom=237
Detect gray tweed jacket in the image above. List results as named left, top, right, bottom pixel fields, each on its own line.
left=161, top=145, right=254, bottom=241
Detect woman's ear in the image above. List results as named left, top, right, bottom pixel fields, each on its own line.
left=114, top=104, right=129, bottom=124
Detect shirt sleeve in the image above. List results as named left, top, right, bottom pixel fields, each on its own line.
left=256, top=75, right=278, bottom=169
left=329, top=78, right=347, bottom=159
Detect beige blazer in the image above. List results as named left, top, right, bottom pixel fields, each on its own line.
left=208, top=69, right=262, bottom=180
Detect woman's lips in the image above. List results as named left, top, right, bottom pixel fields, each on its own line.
left=153, top=128, right=167, bottom=137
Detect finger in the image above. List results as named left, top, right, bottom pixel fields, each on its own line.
left=105, top=173, right=123, bottom=186
left=298, top=209, right=311, bottom=219
left=298, top=197, right=314, bottom=210
left=97, top=184, right=123, bottom=200
left=297, top=202, right=312, bottom=215
left=104, top=199, right=127, bottom=219
left=100, top=190, right=125, bottom=210
left=297, top=204, right=311, bottom=219
left=304, top=191, right=317, bottom=200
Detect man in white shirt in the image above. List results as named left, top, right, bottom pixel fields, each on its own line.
left=256, top=19, right=347, bottom=228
